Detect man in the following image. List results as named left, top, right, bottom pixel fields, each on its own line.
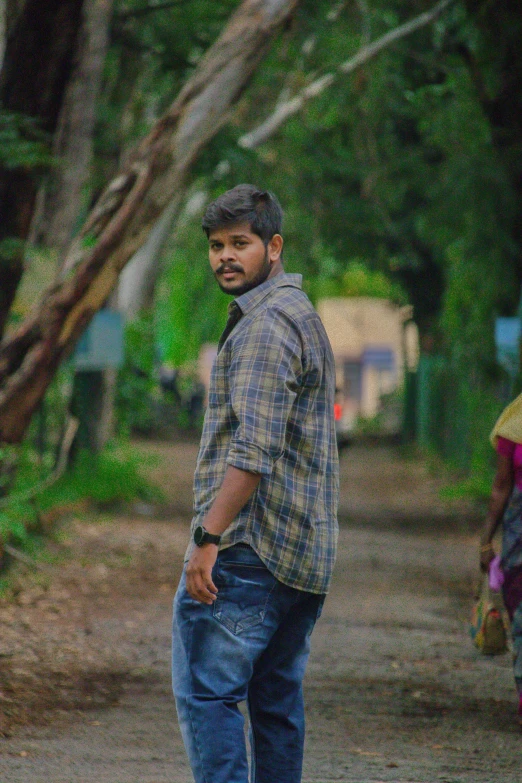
left=172, top=184, right=339, bottom=783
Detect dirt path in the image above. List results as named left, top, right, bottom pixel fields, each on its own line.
left=0, top=441, right=520, bottom=782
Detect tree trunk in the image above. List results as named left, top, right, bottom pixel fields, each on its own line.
left=0, top=0, right=85, bottom=338
left=70, top=367, right=116, bottom=455
left=0, top=0, right=301, bottom=444
left=117, top=187, right=208, bottom=319
left=116, top=196, right=182, bottom=320
left=0, top=1, right=6, bottom=71
left=35, top=0, right=114, bottom=258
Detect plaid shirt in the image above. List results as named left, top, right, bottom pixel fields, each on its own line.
left=188, top=273, right=339, bottom=594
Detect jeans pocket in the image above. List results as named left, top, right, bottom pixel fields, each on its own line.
left=213, top=560, right=276, bottom=636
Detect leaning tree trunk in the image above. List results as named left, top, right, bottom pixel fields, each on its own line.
left=0, top=0, right=300, bottom=444
left=117, top=187, right=208, bottom=319
left=35, top=0, right=114, bottom=259
left=116, top=195, right=182, bottom=320
left=0, top=0, right=85, bottom=338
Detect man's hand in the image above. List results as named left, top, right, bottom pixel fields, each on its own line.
left=186, top=545, right=219, bottom=604
left=185, top=466, right=260, bottom=604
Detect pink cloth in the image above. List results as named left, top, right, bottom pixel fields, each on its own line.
left=496, top=436, right=522, bottom=490
left=489, top=555, right=504, bottom=591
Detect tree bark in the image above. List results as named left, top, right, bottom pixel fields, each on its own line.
left=36, top=0, right=114, bottom=258
left=0, top=0, right=300, bottom=444
left=117, top=187, right=208, bottom=319
left=0, top=1, right=6, bottom=71
left=0, top=0, right=85, bottom=338
left=116, top=196, right=181, bottom=320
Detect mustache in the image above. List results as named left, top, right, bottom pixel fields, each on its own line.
left=216, top=263, right=243, bottom=275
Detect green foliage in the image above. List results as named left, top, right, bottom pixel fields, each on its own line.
left=0, top=238, right=25, bottom=264
left=156, top=195, right=229, bottom=367
left=91, top=0, right=521, bottom=481
left=0, top=500, right=34, bottom=547
left=0, top=109, right=53, bottom=170
left=3, top=0, right=518, bottom=553
left=440, top=474, right=493, bottom=502
left=116, top=313, right=158, bottom=434
left=39, top=444, right=163, bottom=509
left=0, top=439, right=163, bottom=550
left=341, top=260, right=407, bottom=303
left=95, top=0, right=238, bottom=173
left=304, top=247, right=407, bottom=304
left=81, top=233, right=98, bottom=249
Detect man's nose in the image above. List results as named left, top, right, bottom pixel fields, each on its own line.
left=220, top=244, right=237, bottom=263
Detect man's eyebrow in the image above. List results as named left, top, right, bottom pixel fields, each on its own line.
left=209, top=233, right=250, bottom=242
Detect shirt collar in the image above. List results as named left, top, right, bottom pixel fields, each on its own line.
left=231, top=273, right=302, bottom=317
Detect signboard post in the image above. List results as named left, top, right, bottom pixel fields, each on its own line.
left=71, top=310, right=124, bottom=454
left=73, top=310, right=124, bottom=371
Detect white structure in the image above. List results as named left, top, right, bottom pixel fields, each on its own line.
left=316, top=297, right=419, bottom=431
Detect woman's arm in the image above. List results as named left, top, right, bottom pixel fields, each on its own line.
left=480, top=452, right=514, bottom=570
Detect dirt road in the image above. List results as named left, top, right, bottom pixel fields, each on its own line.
left=0, top=441, right=520, bottom=783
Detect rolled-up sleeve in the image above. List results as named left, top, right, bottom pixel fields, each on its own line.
left=226, top=310, right=303, bottom=476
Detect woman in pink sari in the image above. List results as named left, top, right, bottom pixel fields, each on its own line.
left=480, top=392, right=522, bottom=723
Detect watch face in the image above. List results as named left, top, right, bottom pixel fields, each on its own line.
left=194, top=526, right=204, bottom=546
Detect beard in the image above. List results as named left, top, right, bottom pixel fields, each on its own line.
left=215, top=246, right=272, bottom=296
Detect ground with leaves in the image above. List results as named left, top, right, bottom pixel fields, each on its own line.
left=0, top=440, right=520, bottom=783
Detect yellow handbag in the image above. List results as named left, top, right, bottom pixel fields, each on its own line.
left=470, top=574, right=508, bottom=655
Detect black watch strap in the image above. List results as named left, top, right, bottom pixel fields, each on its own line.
left=194, top=525, right=221, bottom=547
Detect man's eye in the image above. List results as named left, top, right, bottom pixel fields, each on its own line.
left=235, top=241, right=246, bottom=247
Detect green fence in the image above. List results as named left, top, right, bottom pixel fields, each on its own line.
left=416, top=357, right=472, bottom=471
left=403, top=355, right=509, bottom=474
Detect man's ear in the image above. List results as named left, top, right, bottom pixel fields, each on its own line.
left=268, top=234, right=283, bottom=263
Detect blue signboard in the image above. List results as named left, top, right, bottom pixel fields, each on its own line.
left=74, top=309, right=124, bottom=370
left=495, top=317, right=520, bottom=377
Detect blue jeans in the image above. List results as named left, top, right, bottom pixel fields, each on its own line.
left=172, top=544, right=325, bottom=783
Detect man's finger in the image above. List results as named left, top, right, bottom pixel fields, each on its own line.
left=206, top=577, right=218, bottom=595
left=187, top=572, right=218, bottom=604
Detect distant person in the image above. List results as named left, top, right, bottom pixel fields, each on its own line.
left=171, top=184, right=339, bottom=783
left=480, top=391, right=522, bottom=723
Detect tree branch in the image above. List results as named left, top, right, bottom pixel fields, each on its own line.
left=0, top=0, right=301, bottom=444
left=238, top=0, right=454, bottom=150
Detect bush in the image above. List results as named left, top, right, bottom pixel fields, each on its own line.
left=38, top=443, right=164, bottom=510
left=0, top=441, right=163, bottom=555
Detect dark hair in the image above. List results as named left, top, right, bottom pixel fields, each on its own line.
left=202, top=184, right=283, bottom=244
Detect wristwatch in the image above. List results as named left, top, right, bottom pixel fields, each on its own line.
left=193, top=525, right=221, bottom=547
